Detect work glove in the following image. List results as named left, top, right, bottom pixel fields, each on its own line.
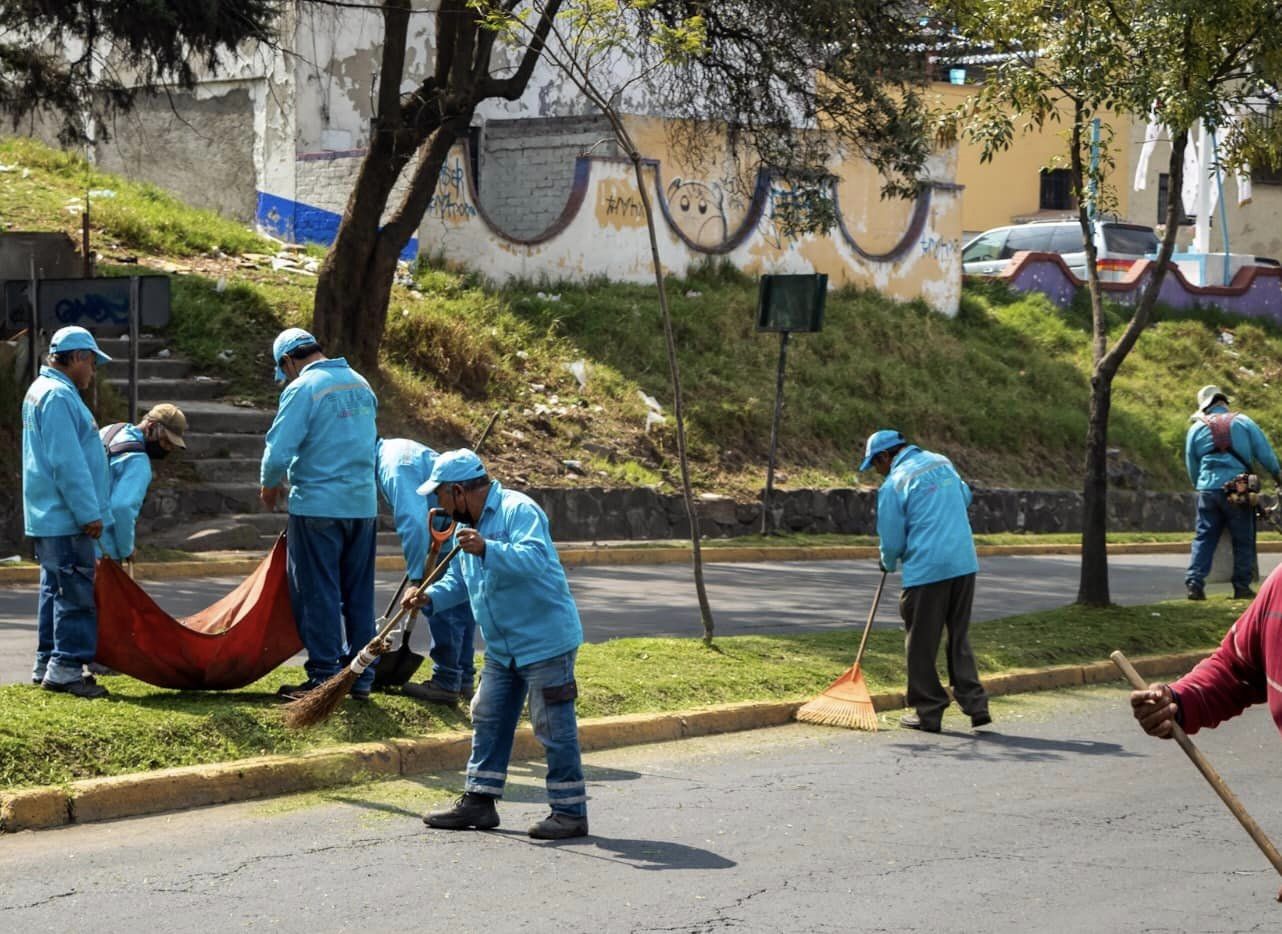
left=878, top=559, right=890, bottom=574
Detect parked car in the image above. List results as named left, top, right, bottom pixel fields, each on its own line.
left=962, top=220, right=1159, bottom=280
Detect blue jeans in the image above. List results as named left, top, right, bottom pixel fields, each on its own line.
left=33, top=534, right=98, bottom=684
left=287, top=515, right=378, bottom=692
left=465, top=649, right=586, bottom=817
left=428, top=602, right=476, bottom=692
left=1186, top=490, right=1256, bottom=590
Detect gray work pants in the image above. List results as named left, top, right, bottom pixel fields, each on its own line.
left=899, top=572, right=989, bottom=727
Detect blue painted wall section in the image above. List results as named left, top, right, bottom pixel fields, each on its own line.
left=255, top=191, right=419, bottom=261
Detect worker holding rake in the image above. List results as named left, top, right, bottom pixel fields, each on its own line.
left=402, top=448, right=589, bottom=840
left=862, top=429, right=991, bottom=733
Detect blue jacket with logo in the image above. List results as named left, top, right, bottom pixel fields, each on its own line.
left=22, top=367, right=112, bottom=538
left=1184, top=404, right=1281, bottom=492
left=98, top=423, right=151, bottom=561
left=260, top=358, right=379, bottom=518
left=877, top=445, right=979, bottom=589
left=376, top=438, right=439, bottom=580
left=426, top=481, right=582, bottom=668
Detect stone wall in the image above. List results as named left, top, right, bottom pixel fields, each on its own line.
left=477, top=116, right=618, bottom=240
left=525, top=487, right=1198, bottom=541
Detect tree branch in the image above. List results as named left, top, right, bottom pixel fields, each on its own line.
left=477, top=0, right=564, bottom=100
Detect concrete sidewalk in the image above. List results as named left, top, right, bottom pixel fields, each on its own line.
left=0, top=650, right=1209, bottom=834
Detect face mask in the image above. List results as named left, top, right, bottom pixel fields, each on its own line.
left=145, top=440, right=169, bottom=461
left=449, top=488, right=474, bottom=525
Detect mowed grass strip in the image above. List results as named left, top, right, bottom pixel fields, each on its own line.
left=0, top=599, right=1240, bottom=790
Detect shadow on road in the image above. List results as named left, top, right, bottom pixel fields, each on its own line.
left=525, top=833, right=738, bottom=870
left=888, top=730, right=1140, bottom=762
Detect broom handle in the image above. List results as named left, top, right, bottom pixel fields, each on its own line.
left=1111, top=650, right=1282, bottom=878
left=851, top=571, right=888, bottom=670
left=369, top=542, right=463, bottom=647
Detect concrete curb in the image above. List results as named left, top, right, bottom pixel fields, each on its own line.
left=2, top=539, right=1270, bottom=586
left=0, top=649, right=1212, bottom=834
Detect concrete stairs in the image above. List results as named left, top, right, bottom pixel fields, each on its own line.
left=98, top=336, right=402, bottom=555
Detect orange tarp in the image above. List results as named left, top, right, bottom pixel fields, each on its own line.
left=93, top=537, right=302, bottom=690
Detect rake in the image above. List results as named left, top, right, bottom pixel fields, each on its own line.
left=796, top=570, right=887, bottom=730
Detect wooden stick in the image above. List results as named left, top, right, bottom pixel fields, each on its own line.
left=1111, top=650, right=1282, bottom=885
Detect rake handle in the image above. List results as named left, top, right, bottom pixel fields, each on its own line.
left=1111, top=650, right=1282, bottom=882
left=851, top=571, right=888, bottom=670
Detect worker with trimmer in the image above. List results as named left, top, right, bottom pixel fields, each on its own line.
left=403, top=449, right=589, bottom=840
left=862, top=429, right=991, bottom=733
left=375, top=436, right=477, bottom=702
left=261, top=328, right=380, bottom=703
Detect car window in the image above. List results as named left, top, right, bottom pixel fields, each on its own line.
left=1000, top=226, right=1053, bottom=258
left=1103, top=224, right=1159, bottom=255
left=963, top=230, right=1008, bottom=262
left=1049, top=225, right=1084, bottom=253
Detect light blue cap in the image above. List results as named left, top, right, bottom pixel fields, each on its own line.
left=272, top=327, right=318, bottom=382
left=49, top=326, right=111, bottom=363
left=859, top=429, right=905, bottom=471
left=417, top=448, right=488, bottom=496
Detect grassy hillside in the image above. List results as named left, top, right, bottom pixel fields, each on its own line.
left=4, top=134, right=1282, bottom=495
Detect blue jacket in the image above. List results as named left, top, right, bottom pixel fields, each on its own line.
left=426, top=481, right=582, bottom=668
left=376, top=438, right=439, bottom=580
left=1185, top=404, right=1281, bottom=492
left=98, top=423, right=152, bottom=561
left=260, top=358, right=379, bottom=519
left=876, top=445, right=979, bottom=589
left=22, top=367, right=112, bottom=538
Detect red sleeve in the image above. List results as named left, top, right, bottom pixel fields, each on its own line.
left=1171, top=577, right=1275, bottom=734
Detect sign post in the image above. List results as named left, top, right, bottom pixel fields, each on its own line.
left=128, top=276, right=140, bottom=424
left=756, top=274, right=827, bottom=534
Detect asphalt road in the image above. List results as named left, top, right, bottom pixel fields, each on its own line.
left=2, top=551, right=1275, bottom=685
left=3, top=685, right=1280, bottom=932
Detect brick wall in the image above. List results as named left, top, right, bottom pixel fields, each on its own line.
left=478, top=116, right=617, bottom=239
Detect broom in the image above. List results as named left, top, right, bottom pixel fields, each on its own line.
left=282, top=542, right=462, bottom=729
left=796, top=569, right=887, bottom=730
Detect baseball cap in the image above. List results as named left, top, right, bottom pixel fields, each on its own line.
left=49, top=326, right=111, bottom=363
left=416, top=448, right=488, bottom=496
left=143, top=403, right=188, bottom=449
left=859, top=429, right=906, bottom=471
left=272, top=327, right=318, bottom=382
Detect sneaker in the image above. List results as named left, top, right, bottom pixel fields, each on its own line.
left=42, top=677, right=108, bottom=699
left=971, top=711, right=993, bottom=729
left=403, top=679, right=461, bottom=704
left=1186, top=582, right=1206, bottom=601
left=900, top=712, right=941, bottom=733
left=350, top=688, right=371, bottom=702
left=1234, top=586, right=1256, bottom=600
left=276, top=681, right=324, bottom=702
left=424, top=793, right=500, bottom=830
left=528, top=811, right=589, bottom=840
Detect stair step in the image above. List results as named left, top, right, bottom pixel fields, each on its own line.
left=182, top=433, right=266, bottom=458
left=106, top=377, right=229, bottom=402
left=191, top=458, right=261, bottom=482
left=96, top=336, right=167, bottom=357
left=100, top=358, right=192, bottom=379
left=255, top=530, right=404, bottom=552
left=165, top=401, right=275, bottom=434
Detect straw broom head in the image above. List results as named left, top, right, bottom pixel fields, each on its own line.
left=795, top=663, right=878, bottom=731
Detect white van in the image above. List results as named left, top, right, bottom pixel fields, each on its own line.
left=962, top=220, right=1159, bottom=280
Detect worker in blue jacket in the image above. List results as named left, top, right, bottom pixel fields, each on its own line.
left=23, top=326, right=113, bottom=698
left=98, top=403, right=189, bottom=563
left=260, top=328, right=380, bottom=702
left=375, top=437, right=477, bottom=701
left=1183, top=385, right=1282, bottom=601
left=863, top=429, right=990, bottom=733
left=403, top=449, right=588, bottom=840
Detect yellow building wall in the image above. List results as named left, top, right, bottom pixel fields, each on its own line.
left=934, top=83, right=1134, bottom=236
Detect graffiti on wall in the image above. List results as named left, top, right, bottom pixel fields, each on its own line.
left=918, top=235, right=960, bottom=262
left=428, top=159, right=478, bottom=223
left=596, top=179, right=646, bottom=228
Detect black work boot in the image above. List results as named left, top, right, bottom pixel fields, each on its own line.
left=1186, top=581, right=1206, bottom=601
left=403, top=679, right=461, bottom=704
left=424, top=793, right=500, bottom=830
left=1234, top=585, right=1256, bottom=600
left=528, top=811, right=589, bottom=840
left=42, top=677, right=108, bottom=699
left=900, top=712, right=941, bottom=733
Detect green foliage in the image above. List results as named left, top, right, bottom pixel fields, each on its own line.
left=0, top=598, right=1235, bottom=788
